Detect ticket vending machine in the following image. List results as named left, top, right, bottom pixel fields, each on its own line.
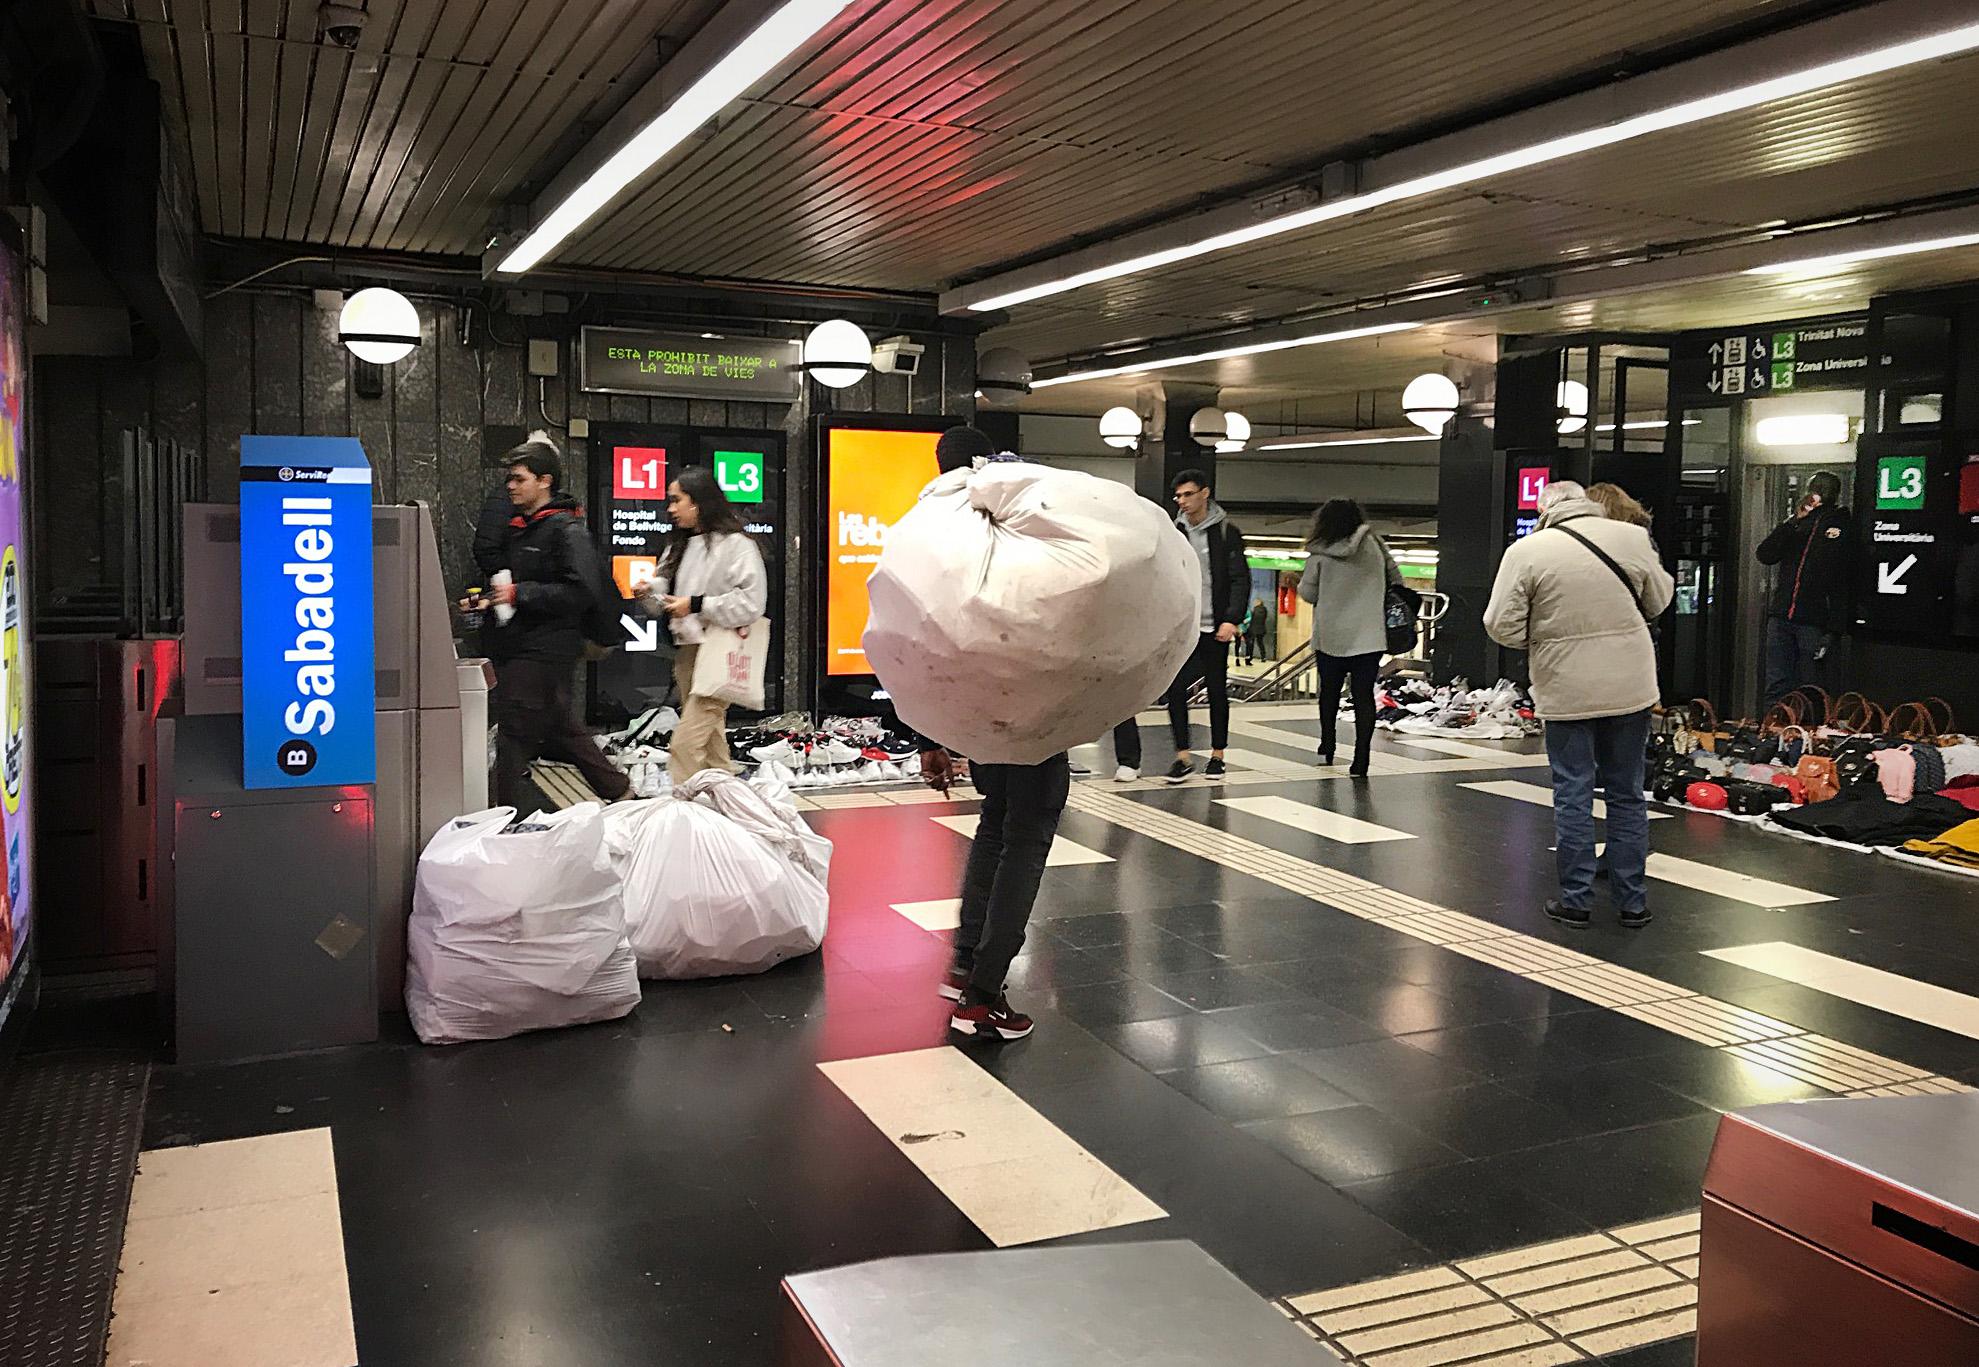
left=1699, top=1093, right=1979, bottom=1364
left=162, top=477, right=470, bottom=1062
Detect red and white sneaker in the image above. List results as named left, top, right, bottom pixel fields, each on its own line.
left=949, top=994, right=1034, bottom=1041
left=938, top=966, right=971, bottom=1001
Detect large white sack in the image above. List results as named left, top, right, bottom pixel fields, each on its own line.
left=406, top=804, right=641, bottom=1044
left=863, top=462, right=1200, bottom=764
left=612, top=772, right=829, bottom=979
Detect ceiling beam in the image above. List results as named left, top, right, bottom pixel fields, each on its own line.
left=1026, top=200, right=1979, bottom=387
left=940, top=0, right=1974, bottom=316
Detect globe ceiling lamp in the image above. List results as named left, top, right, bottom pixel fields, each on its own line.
left=1189, top=408, right=1227, bottom=449
left=975, top=347, right=1033, bottom=410
left=1216, top=411, right=1251, bottom=453
left=1556, top=379, right=1590, bottom=435
left=1402, top=372, right=1460, bottom=435
left=801, top=318, right=873, bottom=389
left=1098, top=406, right=1143, bottom=449
left=338, top=287, right=421, bottom=364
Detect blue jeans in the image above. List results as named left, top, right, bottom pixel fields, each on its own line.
left=1763, top=617, right=1831, bottom=707
left=1545, top=709, right=1652, bottom=915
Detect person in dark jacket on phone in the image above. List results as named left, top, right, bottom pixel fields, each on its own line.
left=472, top=438, right=629, bottom=809
left=1756, top=471, right=1851, bottom=706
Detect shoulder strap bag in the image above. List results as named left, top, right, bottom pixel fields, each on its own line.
left=1552, top=523, right=1659, bottom=639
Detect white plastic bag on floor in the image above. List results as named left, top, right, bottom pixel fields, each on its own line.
left=612, top=772, right=830, bottom=979
left=863, top=461, right=1200, bottom=764
left=406, top=803, right=641, bottom=1044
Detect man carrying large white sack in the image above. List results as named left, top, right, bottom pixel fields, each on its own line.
left=864, top=426, right=1200, bottom=1041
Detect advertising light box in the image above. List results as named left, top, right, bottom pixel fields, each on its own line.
left=238, top=436, right=376, bottom=789
left=820, top=423, right=946, bottom=678
left=0, top=234, right=31, bottom=1017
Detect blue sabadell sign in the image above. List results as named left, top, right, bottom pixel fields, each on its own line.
left=239, top=435, right=376, bottom=789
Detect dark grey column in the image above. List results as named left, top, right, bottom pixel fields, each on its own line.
left=1134, top=382, right=1220, bottom=504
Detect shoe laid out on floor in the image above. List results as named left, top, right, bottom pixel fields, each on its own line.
left=949, top=993, right=1034, bottom=1040
left=938, top=965, right=971, bottom=1001
left=749, top=738, right=797, bottom=765
left=1620, top=907, right=1654, bottom=929
left=1544, top=899, right=1591, bottom=929
left=1166, top=759, right=1195, bottom=784
left=1114, top=766, right=1139, bottom=782
left=1205, top=757, right=1226, bottom=779
left=1069, top=759, right=1094, bottom=777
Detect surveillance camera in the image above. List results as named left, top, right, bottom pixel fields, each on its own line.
left=319, top=4, right=367, bottom=49
left=871, top=335, right=925, bottom=377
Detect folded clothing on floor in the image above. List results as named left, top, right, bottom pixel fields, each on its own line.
left=1937, top=785, right=1979, bottom=813
left=1901, top=818, right=1979, bottom=868
left=1771, top=788, right=1972, bottom=847
left=1943, top=742, right=1979, bottom=781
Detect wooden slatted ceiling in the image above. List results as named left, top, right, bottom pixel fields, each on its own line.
left=86, top=0, right=722, bottom=252
left=559, top=0, right=1797, bottom=281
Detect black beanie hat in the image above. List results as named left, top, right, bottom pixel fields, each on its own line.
left=935, top=425, right=998, bottom=472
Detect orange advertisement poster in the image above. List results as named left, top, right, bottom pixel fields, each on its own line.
left=824, top=426, right=941, bottom=676
left=611, top=554, right=661, bottom=600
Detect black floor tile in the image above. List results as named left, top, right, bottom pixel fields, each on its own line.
left=1204, top=1000, right=1391, bottom=1052
left=1241, top=1106, right=1464, bottom=1185
left=1372, top=1081, right=1610, bottom=1160
left=1285, top=1036, right=1488, bottom=1105
left=1492, top=1061, right=1712, bottom=1131
left=1088, top=1014, right=1275, bottom=1073
left=1164, top=1055, right=1365, bottom=1124
left=1479, top=1113, right=1724, bottom=1228
left=1137, top=965, right=1302, bottom=1011
left=1395, top=1019, right=1602, bottom=1081
left=1629, top=1047, right=1835, bottom=1111
left=1340, top=1161, right=1597, bottom=1262
left=1535, top=1008, right=1712, bottom=1064
left=1108, top=929, right=1234, bottom=975
left=1003, top=944, right=1129, bottom=990
left=1039, top=911, right=1141, bottom=948
left=1042, top=978, right=1194, bottom=1027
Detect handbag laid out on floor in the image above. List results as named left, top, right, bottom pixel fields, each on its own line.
left=690, top=617, right=771, bottom=710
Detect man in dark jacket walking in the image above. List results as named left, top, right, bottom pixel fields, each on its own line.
left=1756, top=471, right=1851, bottom=706
left=478, top=440, right=630, bottom=809
left=1164, top=468, right=1249, bottom=782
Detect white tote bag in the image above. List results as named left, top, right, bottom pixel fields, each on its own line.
left=689, top=617, right=769, bottom=709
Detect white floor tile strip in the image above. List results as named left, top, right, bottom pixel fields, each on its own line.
left=932, top=814, right=1114, bottom=866
left=1217, top=795, right=1417, bottom=845
left=1064, top=787, right=1967, bottom=1096
left=818, top=1047, right=1164, bottom=1247
left=1638, top=852, right=1832, bottom=908
left=110, top=1128, right=358, bottom=1367
left=1704, top=942, right=1979, bottom=1042
left=891, top=899, right=963, bottom=931
left=1461, top=779, right=1673, bottom=821
left=1387, top=735, right=1552, bottom=768
left=1283, top=1212, right=1704, bottom=1365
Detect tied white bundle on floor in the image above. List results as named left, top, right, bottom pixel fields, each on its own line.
left=863, top=461, right=1200, bottom=764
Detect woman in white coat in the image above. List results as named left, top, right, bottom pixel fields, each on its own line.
left=639, top=465, right=767, bottom=783
left=1297, top=498, right=1402, bottom=777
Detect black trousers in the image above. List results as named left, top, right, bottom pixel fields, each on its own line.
left=1167, top=631, right=1231, bottom=754
left=1317, top=650, right=1381, bottom=769
left=494, top=657, right=631, bottom=810
left=1113, top=717, right=1142, bottom=771
left=955, top=753, right=1070, bottom=999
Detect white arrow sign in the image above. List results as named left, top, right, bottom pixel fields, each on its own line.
left=621, top=613, right=661, bottom=651
left=1877, top=555, right=1917, bottom=595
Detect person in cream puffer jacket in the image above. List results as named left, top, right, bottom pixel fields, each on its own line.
left=1484, top=481, right=1674, bottom=931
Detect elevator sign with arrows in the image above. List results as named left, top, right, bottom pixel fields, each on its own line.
left=1675, top=315, right=1869, bottom=404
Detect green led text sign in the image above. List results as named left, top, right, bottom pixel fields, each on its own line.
left=579, top=326, right=801, bottom=403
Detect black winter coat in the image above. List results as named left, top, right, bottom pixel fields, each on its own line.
left=1200, top=519, right=1251, bottom=629
left=487, top=494, right=607, bottom=663
left=1756, top=504, right=1851, bottom=631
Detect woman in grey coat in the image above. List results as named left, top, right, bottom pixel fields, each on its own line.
left=1297, top=498, right=1402, bottom=776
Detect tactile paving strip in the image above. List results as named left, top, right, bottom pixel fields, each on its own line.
left=0, top=1052, right=150, bottom=1367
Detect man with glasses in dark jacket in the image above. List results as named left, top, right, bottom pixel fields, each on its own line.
left=1163, top=468, right=1249, bottom=783
left=471, top=438, right=630, bottom=809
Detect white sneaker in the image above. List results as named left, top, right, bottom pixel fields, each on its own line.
left=750, top=739, right=795, bottom=765
left=822, top=739, right=862, bottom=766
left=1114, top=766, right=1139, bottom=782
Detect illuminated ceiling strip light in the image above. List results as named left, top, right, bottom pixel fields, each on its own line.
left=499, top=0, right=852, bottom=274
left=1259, top=433, right=1439, bottom=451
left=1029, top=321, right=1419, bottom=389
left=1744, top=230, right=1979, bottom=276
left=970, top=20, right=1979, bottom=311
left=1594, top=419, right=1705, bottom=431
